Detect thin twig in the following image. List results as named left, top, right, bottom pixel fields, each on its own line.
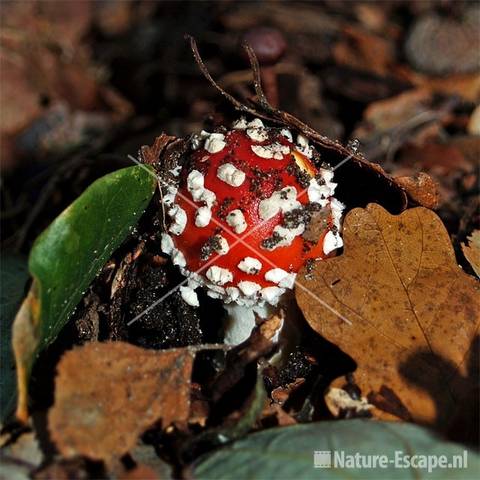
left=242, top=43, right=271, bottom=111
left=188, top=36, right=359, bottom=157
left=185, top=34, right=257, bottom=116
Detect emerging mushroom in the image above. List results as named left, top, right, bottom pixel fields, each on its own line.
left=160, top=118, right=344, bottom=344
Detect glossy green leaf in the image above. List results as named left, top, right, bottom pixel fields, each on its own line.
left=193, top=420, right=480, bottom=479
left=0, top=254, right=29, bottom=421
left=12, top=165, right=156, bottom=421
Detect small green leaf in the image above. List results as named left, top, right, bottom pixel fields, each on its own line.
left=192, top=420, right=480, bottom=479
left=12, top=165, right=157, bottom=421
left=0, top=254, right=29, bottom=421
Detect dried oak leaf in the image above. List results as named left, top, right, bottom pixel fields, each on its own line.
left=462, top=230, right=480, bottom=278
left=296, top=204, right=480, bottom=428
left=394, top=172, right=440, bottom=209
left=48, top=342, right=194, bottom=464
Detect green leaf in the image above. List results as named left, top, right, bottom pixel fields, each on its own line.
left=12, top=165, right=157, bottom=421
left=0, top=254, right=29, bottom=421
left=192, top=420, right=480, bottom=479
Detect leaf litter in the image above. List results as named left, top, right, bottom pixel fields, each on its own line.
left=296, top=204, right=479, bottom=431
left=48, top=342, right=194, bottom=464
left=2, top=2, right=479, bottom=477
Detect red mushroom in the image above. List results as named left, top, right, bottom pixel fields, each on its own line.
left=160, top=118, right=344, bottom=343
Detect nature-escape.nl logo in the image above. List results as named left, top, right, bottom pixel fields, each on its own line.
left=314, top=450, right=469, bottom=473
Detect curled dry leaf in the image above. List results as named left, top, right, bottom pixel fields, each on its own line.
left=296, top=204, right=480, bottom=429
left=462, top=230, right=480, bottom=278
left=48, top=342, right=194, bottom=464
left=394, top=172, right=439, bottom=209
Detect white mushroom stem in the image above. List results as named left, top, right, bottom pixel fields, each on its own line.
left=222, top=291, right=302, bottom=365
left=223, top=303, right=272, bottom=345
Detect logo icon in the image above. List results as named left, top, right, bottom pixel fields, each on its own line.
left=314, top=451, right=332, bottom=468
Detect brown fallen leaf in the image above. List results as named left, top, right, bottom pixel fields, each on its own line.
left=34, top=458, right=92, bottom=480
left=333, top=25, right=395, bottom=76
left=462, top=230, right=480, bottom=278
left=296, top=204, right=480, bottom=430
left=394, top=172, right=440, bottom=209
left=449, top=136, right=480, bottom=168
left=420, top=74, right=480, bottom=104
left=48, top=342, right=194, bottom=464
left=395, top=65, right=480, bottom=103
left=357, top=89, right=435, bottom=134
left=353, top=88, right=457, bottom=164
left=394, top=142, right=474, bottom=209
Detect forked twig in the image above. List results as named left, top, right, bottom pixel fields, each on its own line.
left=186, top=34, right=259, bottom=117
left=187, top=35, right=349, bottom=153
left=185, top=35, right=407, bottom=209
left=241, top=43, right=271, bottom=111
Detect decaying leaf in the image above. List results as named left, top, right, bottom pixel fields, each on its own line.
left=48, top=342, right=194, bottom=464
left=296, top=204, right=480, bottom=429
left=394, top=172, right=440, bottom=209
left=462, top=230, right=480, bottom=278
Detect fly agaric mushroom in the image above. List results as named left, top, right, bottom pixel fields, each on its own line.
left=160, top=118, right=344, bottom=344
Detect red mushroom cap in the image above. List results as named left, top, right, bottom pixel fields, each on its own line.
left=160, top=118, right=344, bottom=307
